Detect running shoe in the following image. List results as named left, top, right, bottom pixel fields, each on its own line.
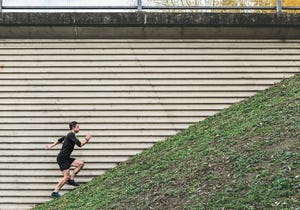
left=51, top=192, right=61, bottom=198
left=68, top=179, right=80, bottom=186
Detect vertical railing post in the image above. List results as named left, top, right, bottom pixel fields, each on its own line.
left=137, top=0, right=142, bottom=12
left=276, top=0, right=282, bottom=13
left=0, top=0, right=2, bottom=12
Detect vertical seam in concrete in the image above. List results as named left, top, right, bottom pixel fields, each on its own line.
left=143, top=13, right=147, bottom=38
left=144, top=13, right=147, bottom=25
left=74, top=26, right=78, bottom=38
left=181, top=26, right=184, bottom=39
left=73, top=15, right=78, bottom=38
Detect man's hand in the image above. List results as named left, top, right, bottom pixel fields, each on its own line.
left=45, top=144, right=52, bottom=150
left=80, top=134, right=92, bottom=147
left=45, top=140, right=60, bottom=150
left=85, top=133, right=92, bottom=141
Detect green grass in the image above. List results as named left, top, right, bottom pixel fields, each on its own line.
left=35, top=74, right=300, bottom=210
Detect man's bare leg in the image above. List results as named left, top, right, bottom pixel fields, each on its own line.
left=54, top=169, right=71, bottom=192
left=70, top=159, right=84, bottom=180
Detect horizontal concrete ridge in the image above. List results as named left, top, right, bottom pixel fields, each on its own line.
left=0, top=13, right=300, bottom=38
left=0, top=13, right=300, bottom=26
left=0, top=39, right=299, bottom=209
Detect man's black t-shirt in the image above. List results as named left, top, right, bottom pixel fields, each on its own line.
left=57, top=132, right=82, bottom=158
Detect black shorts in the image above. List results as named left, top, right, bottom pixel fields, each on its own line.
left=57, top=156, right=75, bottom=171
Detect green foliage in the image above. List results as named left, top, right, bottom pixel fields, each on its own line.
left=152, top=0, right=300, bottom=13
left=35, top=74, right=300, bottom=210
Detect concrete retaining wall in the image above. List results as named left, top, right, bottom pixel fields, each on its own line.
left=0, top=39, right=299, bottom=209
left=0, top=12, right=300, bottom=38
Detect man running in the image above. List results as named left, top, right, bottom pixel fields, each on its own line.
left=45, top=121, right=92, bottom=198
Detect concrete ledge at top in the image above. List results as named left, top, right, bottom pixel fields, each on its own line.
left=0, top=12, right=300, bottom=39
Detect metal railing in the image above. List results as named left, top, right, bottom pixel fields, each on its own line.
left=0, top=0, right=299, bottom=13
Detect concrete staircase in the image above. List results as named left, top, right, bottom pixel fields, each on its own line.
left=0, top=39, right=298, bottom=209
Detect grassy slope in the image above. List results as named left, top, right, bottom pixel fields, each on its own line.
left=36, top=74, right=300, bottom=210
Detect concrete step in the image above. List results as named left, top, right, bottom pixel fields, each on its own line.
left=0, top=110, right=219, bottom=117
left=0, top=169, right=106, bottom=176
left=1, top=66, right=298, bottom=73
left=0, top=189, right=71, bottom=197
left=1, top=136, right=168, bottom=143
left=0, top=97, right=242, bottom=105
left=2, top=48, right=300, bottom=55
left=0, top=92, right=256, bottom=98
left=0, top=123, right=191, bottom=131
left=0, top=79, right=282, bottom=85
left=1, top=60, right=300, bottom=67
left=0, top=197, right=55, bottom=204
left=0, top=104, right=231, bottom=111
left=0, top=204, right=40, bottom=210
left=0, top=156, right=129, bottom=163
left=0, top=176, right=93, bottom=183
left=0, top=72, right=294, bottom=79
left=0, top=149, right=144, bottom=156
left=0, top=85, right=270, bottom=92
left=0, top=130, right=181, bottom=136
left=0, top=183, right=87, bottom=190
left=2, top=54, right=300, bottom=61
left=0, top=142, right=154, bottom=150
left=0, top=162, right=117, bottom=170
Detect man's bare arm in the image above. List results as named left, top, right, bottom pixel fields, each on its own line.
left=80, top=133, right=92, bottom=147
left=45, top=140, right=61, bottom=150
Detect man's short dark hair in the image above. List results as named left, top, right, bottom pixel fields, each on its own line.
left=69, top=121, right=78, bottom=130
